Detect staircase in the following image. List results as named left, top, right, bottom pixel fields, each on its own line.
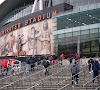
left=0, top=59, right=99, bottom=90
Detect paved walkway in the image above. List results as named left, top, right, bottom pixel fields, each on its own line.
left=62, top=58, right=89, bottom=66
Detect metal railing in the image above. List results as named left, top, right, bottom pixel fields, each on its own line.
left=58, top=84, right=71, bottom=90
left=0, top=59, right=92, bottom=90
left=25, top=66, right=71, bottom=90
left=94, top=86, right=100, bottom=90
left=0, top=61, right=44, bottom=87
left=51, top=64, right=91, bottom=90
left=0, top=61, right=62, bottom=89
left=0, top=62, right=26, bottom=76
left=83, top=74, right=100, bottom=90
left=25, top=64, right=89, bottom=90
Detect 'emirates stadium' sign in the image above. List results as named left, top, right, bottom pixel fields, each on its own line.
left=0, top=3, right=73, bottom=37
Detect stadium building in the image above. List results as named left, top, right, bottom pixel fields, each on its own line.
left=0, top=0, right=100, bottom=58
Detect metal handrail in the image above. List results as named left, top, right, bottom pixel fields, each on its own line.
left=53, top=64, right=90, bottom=90
left=0, top=59, right=89, bottom=89
left=56, top=64, right=89, bottom=85
left=0, top=59, right=42, bottom=76
left=57, top=70, right=84, bottom=85
left=0, top=62, right=60, bottom=89
left=58, top=84, right=70, bottom=90
left=83, top=74, right=100, bottom=87
left=25, top=63, right=88, bottom=90
left=0, top=63, right=26, bottom=80
left=94, top=86, right=100, bottom=90
left=0, top=60, right=43, bottom=80
left=25, top=66, right=69, bottom=90
left=0, top=62, right=43, bottom=88
left=24, top=63, right=89, bottom=90
left=0, top=62, right=26, bottom=78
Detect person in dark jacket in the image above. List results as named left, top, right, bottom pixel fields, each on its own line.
left=30, top=57, right=35, bottom=71
left=42, top=59, right=50, bottom=75
left=69, top=55, right=73, bottom=64
left=92, top=58, right=100, bottom=83
left=26, top=57, right=30, bottom=72
left=88, top=57, right=94, bottom=73
left=71, top=62, right=80, bottom=86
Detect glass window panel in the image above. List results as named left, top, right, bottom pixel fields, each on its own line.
left=80, top=39, right=90, bottom=43
left=73, top=31, right=80, bottom=36
left=98, top=8, right=100, bottom=14
left=65, top=32, right=72, bottom=37
left=53, top=39, right=58, bottom=44
left=88, top=9, right=98, bottom=15
left=71, top=13, right=80, bottom=18
left=90, top=28, right=98, bottom=33
left=90, top=33, right=98, bottom=40
left=81, top=29, right=89, bottom=35
left=73, top=36, right=80, bottom=41
left=53, top=35, right=58, bottom=40
left=57, top=25, right=63, bottom=30
left=58, top=34, right=65, bottom=38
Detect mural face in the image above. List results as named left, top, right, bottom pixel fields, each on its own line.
left=0, top=19, right=54, bottom=56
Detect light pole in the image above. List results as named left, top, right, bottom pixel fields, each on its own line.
left=17, top=34, right=23, bottom=57
left=32, top=30, right=39, bottom=57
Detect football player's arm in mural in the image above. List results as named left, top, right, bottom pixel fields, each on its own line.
left=37, top=20, right=52, bottom=54
left=5, top=33, right=16, bottom=56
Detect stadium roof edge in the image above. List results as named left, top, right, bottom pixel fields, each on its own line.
left=0, top=0, right=35, bottom=21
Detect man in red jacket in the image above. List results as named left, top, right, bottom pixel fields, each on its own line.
left=3, top=60, right=10, bottom=76
left=60, top=54, right=64, bottom=65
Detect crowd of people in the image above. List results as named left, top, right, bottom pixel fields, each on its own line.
left=1, top=53, right=100, bottom=87
left=25, top=54, right=58, bottom=74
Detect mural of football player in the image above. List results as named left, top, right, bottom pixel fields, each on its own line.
left=37, top=20, right=53, bottom=55
left=28, top=26, right=40, bottom=55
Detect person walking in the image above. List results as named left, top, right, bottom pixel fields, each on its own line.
left=75, top=53, right=79, bottom=63
left=69, top=55, right=73, bottom=64
left=26, top=57, right=30, bottom=72
left=88, top=57, right=94, bottom=73
left=71, top=62, right=80, bottom=86
left=42, top=59, right=50, bottom=75
left=92, top=58, right=100, bottom=83
left=3, top=60, right=10, bottom=76
left=30, top=57, right=35, bottom=71
left=60, top=54, right=64, bottom=65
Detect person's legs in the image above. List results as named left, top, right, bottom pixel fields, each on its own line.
left=3, top=67, right=6, bottom=76
left=76, top=74, right=79, bottom=84
left=61, top=60, right=62, bottom=65
left=89, top=64, right=91, bottom=72
left=72, top=74, right=74, bottom=85
left=72, top=74, right=75, bottom=85
left=6, top=67, right=9, bottom=75
left=93, top=72, right=97, bottom=83
left=26, top=64, right=29, bottom=72
left=45, top=68, right=47, bottom=75
left=53, top=60, right=55, bottom=65
left=31, top=65, right=33, bottom=71
left=45, top=68, right=49, bottom=75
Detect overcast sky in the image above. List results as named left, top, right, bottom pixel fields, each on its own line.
left=0, top=0, right=5, bottom=5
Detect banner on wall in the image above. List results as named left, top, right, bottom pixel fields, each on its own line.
left=0, top=58, right=15, bottom=65
left=0, top=19, right=54, bottom=56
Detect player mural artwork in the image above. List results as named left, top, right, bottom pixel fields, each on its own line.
left=0, top=19, right=54, bottom=56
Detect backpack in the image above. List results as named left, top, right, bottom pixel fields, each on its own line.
left=76, top=55, right=79, bottom=59
left=42, top=61, right=49, bottom=68
left=52, top=57, right=54, bottom=60
left=71, top=64, right=79, bottom=74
